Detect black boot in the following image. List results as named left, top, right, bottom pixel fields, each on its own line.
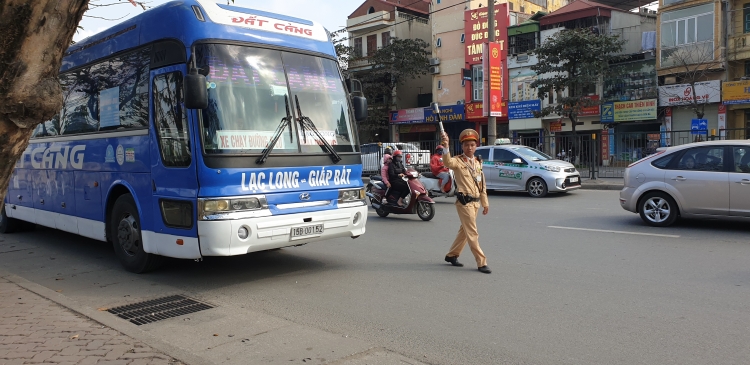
left=478, top=266, right=492, bottom=274
left=444, top=256, right=463, bottom=267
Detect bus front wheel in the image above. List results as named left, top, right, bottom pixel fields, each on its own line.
left=110, top=195, right=162, bottom=273
left=0, top=205, right=22, bottom=234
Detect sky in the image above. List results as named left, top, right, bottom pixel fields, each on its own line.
left=74, top=0, right=361, bottom=42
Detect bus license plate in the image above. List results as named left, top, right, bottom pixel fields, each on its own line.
left=291, top=224, right=324, bottom=238
left=569, top=177, right=579, bottom=183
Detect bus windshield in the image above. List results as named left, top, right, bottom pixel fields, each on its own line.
left=196, top=44, right=358, bottom=156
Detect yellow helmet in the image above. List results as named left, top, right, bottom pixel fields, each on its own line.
left=459, top=129, right=480, bottom=143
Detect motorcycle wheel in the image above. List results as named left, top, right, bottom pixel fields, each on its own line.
left=417, top=202, right=435, bottom=221
left=376, top=208, right=389, bottom=218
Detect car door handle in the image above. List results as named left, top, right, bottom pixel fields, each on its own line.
left=737, top=179, right=750, bottom=185
left=671, top=176, right=686, bottom=181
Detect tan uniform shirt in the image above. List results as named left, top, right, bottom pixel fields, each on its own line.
left=442, top=148, right=489, bottom=208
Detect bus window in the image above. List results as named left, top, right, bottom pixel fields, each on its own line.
left=153, top=72, right=191, bottom=167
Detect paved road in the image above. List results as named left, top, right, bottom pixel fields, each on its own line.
left=1, top=190, right=750, bottom=365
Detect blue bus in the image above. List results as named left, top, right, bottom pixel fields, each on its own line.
left=1, top=0, right=369, bottom=273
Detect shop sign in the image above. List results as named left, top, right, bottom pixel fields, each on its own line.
left=722, top=80, right=750, bottom=105
left=424, top=104, right=465, bottom=123
left=691, top=119, right=708, bottom=135
left=508, top=100, right=541, bottom=119
left=601, top=131, right=609, bottom=160
left=549, top=121, right=562, bottom=133
left=483, top=42, right=504, bottom=117
left=464, top=5, right=508, bottom=65
left=578, top=95, right=600, bottom=116
left=399, top=124, right=436, bottom=133
left=464, top=101, right=507, bottom=120
left=390, top=108, right=424, bottom=124
left=658, top=80, right=721, bottom=106
left=601, top=99, right=657, bottom=123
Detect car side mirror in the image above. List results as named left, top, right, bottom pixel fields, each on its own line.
left=352, top=96, right=367, bottom=122
left=184, top=67, right=208, bottom=109
left=512, top=158, right=523, bottom=164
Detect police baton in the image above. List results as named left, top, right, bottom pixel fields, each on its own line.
left=430, top=102, right=444, bottom=135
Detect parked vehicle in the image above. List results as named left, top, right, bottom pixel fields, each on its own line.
left=619, top=140, right=750, bottom=227
left=366, top=168, right=435, bottom=221
left=419, top=169, right=457, bottom=198
left=476, top=140, right=581, bottom=197
left=361, top=142, right=431, bottom=173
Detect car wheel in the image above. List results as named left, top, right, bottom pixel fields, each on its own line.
left=110, top=194, right=163, bottom=273
left=417, top=202, right=435, bottom=221
left=527, top=177, right=548, bottom=198
left=638, top=192, right=678, bottom=227
left=376, top=208, right=389, bottom=218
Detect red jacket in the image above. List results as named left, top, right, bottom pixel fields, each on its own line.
left=430, top=154, right=449, bottom=176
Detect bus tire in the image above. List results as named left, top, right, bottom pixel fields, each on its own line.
left=110, top=194, right=162, bottom=273
left=0, top=206, right=22, bottom=234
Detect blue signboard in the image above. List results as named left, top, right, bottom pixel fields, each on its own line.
left=601, top=102, right=615, bottom=123
left=507, top=100, right=541, bottom=120
left=691, top=119, right=708, bottom=135
left=424, top=104, right=465, bottom=123
left=660, top=126, right=667, bottom=147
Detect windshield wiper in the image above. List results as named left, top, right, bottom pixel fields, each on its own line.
left=294, top=95, right=342, bottom=163
left=256, top=95, right=294, bottom=164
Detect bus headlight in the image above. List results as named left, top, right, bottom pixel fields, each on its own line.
left=198, top=195, right=268, bottom=219
left=338, top=188, right=365, bottom=204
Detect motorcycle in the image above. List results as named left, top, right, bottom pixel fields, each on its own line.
left=366, top=168, right=435, bottom=221
left=418, top=169, right=456, bottom=199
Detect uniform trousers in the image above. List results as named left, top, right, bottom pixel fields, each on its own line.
left=446, top=201, right=487, bottom=267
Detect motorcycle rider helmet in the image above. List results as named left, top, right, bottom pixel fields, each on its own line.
left=435, top=145, right=444, bottom=155
left=393, top=150, right=403, bottom=157
left=384, top=146, right=393, bottom=155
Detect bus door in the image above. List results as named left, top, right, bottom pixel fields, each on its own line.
left=149, top=66, right=199, bottom=243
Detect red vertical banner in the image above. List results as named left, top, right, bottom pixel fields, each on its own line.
left=464, top=5, right=509, bottom=115
left=600, top=132, right=609, bottom=161
left=482, top=42, right=504, bottom=117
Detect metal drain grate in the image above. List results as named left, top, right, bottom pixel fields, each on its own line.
left=107, top=295, right=213, bottom=325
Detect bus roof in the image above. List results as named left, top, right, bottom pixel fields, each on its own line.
left=62, top=0, right=334, bottom=72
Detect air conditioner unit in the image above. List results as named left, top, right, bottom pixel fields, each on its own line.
left=429, top=57, right=441, bottom=66
left=429, top=66, right=440, bottom=74
left=457, top=99, right=465, bottom=105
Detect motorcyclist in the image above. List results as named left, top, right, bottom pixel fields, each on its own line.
left=430, top=145, right=451, bottom=192
left=388, top=150, right=410, bottom=206
left=380, top=147, right=393, bottom=168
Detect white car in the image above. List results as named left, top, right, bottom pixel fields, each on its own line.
left=361, top=143, right=431, bottom=174
left=475, top=141, right=581, bottom=197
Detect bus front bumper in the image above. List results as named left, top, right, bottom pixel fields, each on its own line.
left=197, top=205, right=368, bottom=256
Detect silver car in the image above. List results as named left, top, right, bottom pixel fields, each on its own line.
left=619, top=140, right=750, bottom=226
left=476, top=143, right=581, bottom=197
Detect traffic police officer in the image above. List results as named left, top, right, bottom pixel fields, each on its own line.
left=440, top=129, right=491, bottom=274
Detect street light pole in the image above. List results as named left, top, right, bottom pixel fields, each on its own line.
left=487, top=0, right=496, bottom=146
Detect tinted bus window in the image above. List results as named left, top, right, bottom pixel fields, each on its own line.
left=59, top=47, right=150, bottom=135
left=153, top=72, right=190, bottom=167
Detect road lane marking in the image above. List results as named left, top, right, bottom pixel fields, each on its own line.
left=547, top=226, right=680, bottom=238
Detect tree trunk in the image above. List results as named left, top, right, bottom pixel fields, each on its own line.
left=0, top=1, right=88, bottom=205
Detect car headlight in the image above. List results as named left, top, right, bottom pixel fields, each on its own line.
left=199, top=195, right=267, bottom=216
left=338, top=188, right=365, bottom=203
left=542, top=164, right=561, bottom=172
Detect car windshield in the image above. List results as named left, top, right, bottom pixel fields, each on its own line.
left=196, top=44, right=358, bottom=155
left=509, top=146, right=552, bottom=161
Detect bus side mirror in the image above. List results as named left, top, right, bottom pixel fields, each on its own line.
left=184, top=68, right=208, bottom=109
left=352, top=96, right=367, bottom=122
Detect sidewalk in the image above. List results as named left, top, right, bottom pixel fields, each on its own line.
left=361, top=176, right=624, bottom=190
left=0, top=277, right=184, bottom=365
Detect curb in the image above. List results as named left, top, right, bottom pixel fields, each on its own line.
left=0, top=270, right=214, bottom=365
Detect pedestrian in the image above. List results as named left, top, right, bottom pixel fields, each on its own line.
left=440, top=129, right=491, bottom=274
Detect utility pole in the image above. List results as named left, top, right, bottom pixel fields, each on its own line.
left=487, top=0, right=496, bottom=145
